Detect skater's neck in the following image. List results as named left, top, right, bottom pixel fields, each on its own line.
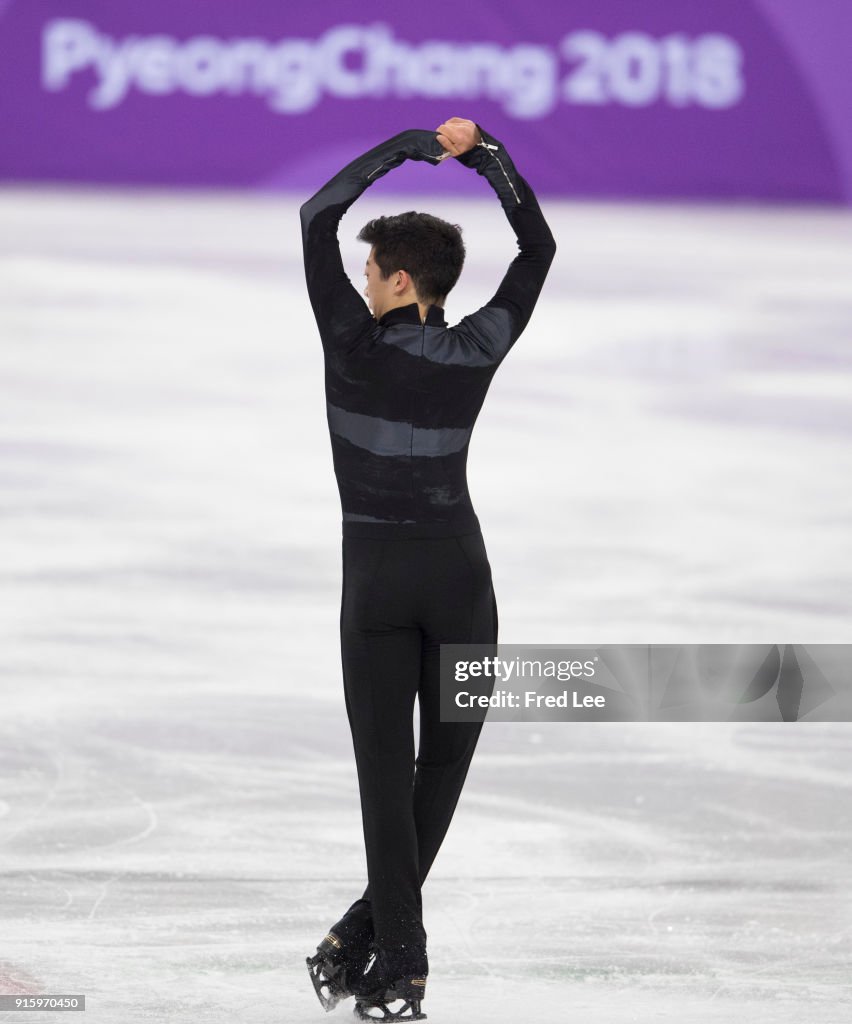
left=378, top=302, right=447, bottom=327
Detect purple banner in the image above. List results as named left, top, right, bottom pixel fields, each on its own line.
left=0, top=0, right=850, bottom=201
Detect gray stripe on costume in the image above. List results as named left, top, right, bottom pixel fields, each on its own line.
left=327, top=403, right=472, bottom=457
left=376, top=317, right=512, bottom=367
left=413, top=424, right=472, bottom=455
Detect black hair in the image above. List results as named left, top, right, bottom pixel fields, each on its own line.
left=357, top=211, right=465, bottom=304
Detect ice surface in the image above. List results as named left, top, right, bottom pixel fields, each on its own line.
left=0, top=187, right=851, bottom=1022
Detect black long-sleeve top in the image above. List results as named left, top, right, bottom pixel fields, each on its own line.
left=299, top=127, right=556, bottom=538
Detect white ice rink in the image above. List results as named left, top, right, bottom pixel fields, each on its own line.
left=1, top=184, right=851, bottom=1023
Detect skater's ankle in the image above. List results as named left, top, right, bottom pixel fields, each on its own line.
left=370, top=941, right=428, bottom=979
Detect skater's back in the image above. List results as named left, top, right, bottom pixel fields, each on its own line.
left=300, top=117, right=556, bottom=537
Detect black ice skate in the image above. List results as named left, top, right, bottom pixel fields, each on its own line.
left=351, top=947, right=428, bottom=1022
left=306, top=900, right=374, bottom=1011
left=306, top=930, right=371, bottom=1012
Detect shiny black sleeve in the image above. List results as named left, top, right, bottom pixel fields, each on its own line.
left=299, top=129, right=446, bottom=351
left=452, top=126, right=557, bottom=363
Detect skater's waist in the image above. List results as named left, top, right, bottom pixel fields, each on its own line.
left=342, top=511, right=482, bottom=539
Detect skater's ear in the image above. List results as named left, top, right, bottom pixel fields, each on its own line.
left=390, top=268, right=417, bottom=297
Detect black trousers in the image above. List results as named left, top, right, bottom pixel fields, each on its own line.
left=338, top=530, right=497, bottom=954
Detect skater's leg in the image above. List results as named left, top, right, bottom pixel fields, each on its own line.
left=343, top=623, right=425, bottom=950
left=414, top=532, right=498, bottom=881
left=340, top=536, right=426, bottom=956
left=309, top=541, right=379, bottom=995
left=328, top=896, right=373, bottom=947
left=352, top=533, right=496, bottom=895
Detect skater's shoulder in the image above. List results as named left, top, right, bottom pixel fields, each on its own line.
left=446, top=306, right=514, bottom=365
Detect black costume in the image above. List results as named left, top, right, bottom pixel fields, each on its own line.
left=300, top=125, right=555, bottom=986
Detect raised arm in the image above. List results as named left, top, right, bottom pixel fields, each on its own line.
left=441, top=119, right=557, bottom=362
left=300, top=129, right=446, bottom=351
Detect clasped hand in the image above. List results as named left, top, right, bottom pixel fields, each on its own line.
left=435, top=117, right=482, bottom=160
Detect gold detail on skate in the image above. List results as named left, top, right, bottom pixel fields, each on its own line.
left=325, top=933, right=342, bottom=949
left=411, top=978, right=426, bottom=987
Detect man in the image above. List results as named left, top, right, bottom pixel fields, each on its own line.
left=301, top=117, right=555, bottom=1021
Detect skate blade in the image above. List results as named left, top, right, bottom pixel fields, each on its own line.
left=353, top=997, right=426, bottom=1022
left=306, top=953, right=347, bottom=1012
